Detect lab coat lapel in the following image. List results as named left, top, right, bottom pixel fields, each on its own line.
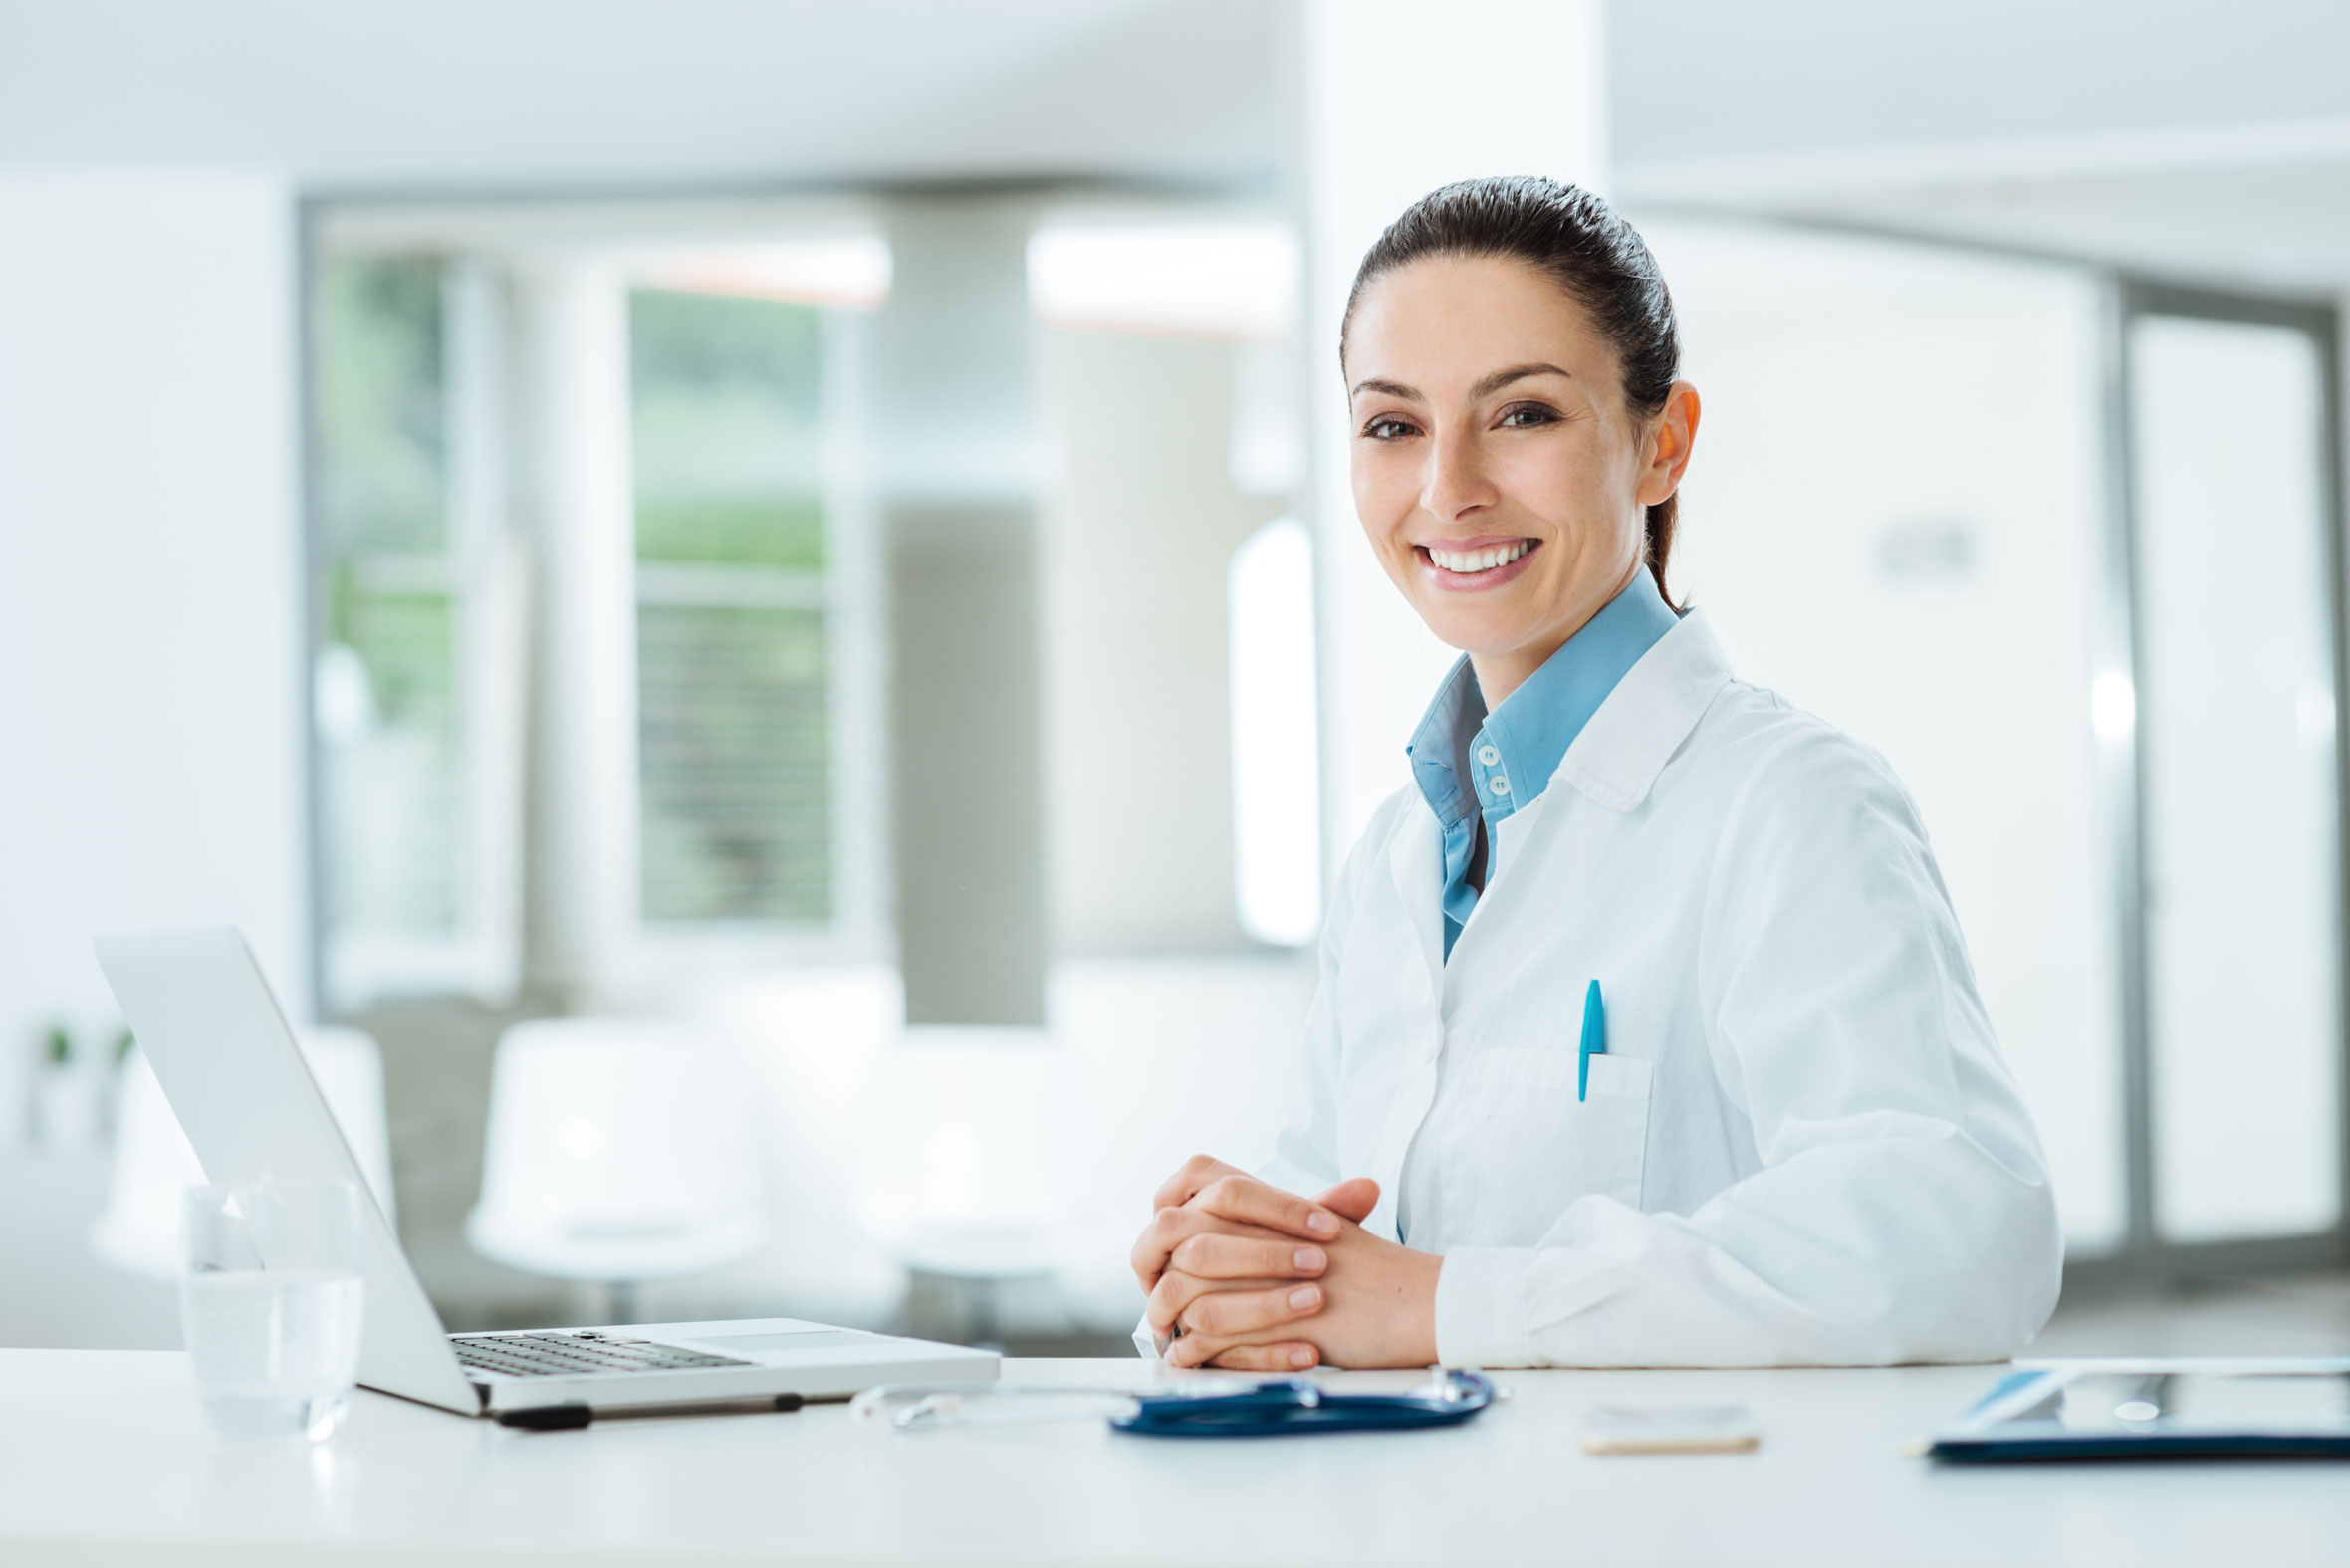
left=1551, top=610, right=1735, bottom=812
left=1365, top=809, right=1447, bottom=1243
left=1386, top=807, right=1446, bottom=1008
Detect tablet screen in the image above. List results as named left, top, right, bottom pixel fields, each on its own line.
left=2014, top=1372, right=2350, bottom=1437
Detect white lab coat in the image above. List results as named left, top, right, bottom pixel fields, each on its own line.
left=1144, top=608, right=2062, bottom=1367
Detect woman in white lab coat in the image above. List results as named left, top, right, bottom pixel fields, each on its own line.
left=1129, top=176, right=2062, bottom=1371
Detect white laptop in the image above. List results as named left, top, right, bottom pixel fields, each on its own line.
left=96, top=927, right=997, bottom=1427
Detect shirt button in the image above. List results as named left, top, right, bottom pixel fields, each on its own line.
left=1489, top=776, right=1511, bottom=796
left=1477, top=745, right=1500, bottom=766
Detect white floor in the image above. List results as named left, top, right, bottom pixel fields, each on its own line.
left=2028, top=1270, right=2350, bottom=1358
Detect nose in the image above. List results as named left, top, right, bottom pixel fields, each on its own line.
left=1420, top=422, right=1497, bottom=523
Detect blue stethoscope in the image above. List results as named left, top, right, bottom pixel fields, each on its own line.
left=853, top=1369, right=1500, bottom=1437
left=1115, top=1369, right=1497, bottom=1437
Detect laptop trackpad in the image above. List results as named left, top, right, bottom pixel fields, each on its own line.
left=699, top=1330, right=876, bottom=1354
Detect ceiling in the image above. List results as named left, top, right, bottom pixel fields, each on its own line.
left=1609, top=0, right=2350, bottom=293
left=0, top=0, right=1287, bottom=192
left=5, top=0, right=2347, bottom=294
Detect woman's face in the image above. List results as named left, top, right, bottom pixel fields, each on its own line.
left=1344, top=255, right=1695, bottom=692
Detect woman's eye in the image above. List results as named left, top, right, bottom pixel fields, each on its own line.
left=1362, top=416, right=1419, bottom=440
left=1498, top=404, right=1558, bottom=429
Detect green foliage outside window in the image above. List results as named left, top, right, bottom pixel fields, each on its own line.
left=318, top=258, right=446, bottom=555
left=629, top=288, right=834, bottom=925
left=313, top=254, right=463, bottom=937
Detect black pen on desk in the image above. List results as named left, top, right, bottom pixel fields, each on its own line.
left=496, top=1393, right=807, bottom=1431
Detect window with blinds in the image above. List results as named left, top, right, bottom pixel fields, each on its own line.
left=628, top=289, right=834, bottom=925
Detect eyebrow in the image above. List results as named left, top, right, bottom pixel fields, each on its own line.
left=1470, top=362, right=1573, bottom=399
left=1348, top=362, right=1574, bottom=403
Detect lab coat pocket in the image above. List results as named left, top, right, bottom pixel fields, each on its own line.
left=1440, top=1048, right=1654, bottom=1243
left=1576, top=1054, right=1655, bottom=1210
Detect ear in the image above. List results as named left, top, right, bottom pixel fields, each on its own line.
left=1312, top=1177, right=1381, bottom=1225
left=1636, top=381, right=1702, bottom=508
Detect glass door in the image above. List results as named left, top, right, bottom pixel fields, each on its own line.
left=2121, top=284, right=2347, bottom=1267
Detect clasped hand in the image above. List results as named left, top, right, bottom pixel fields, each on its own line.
left=1128, top=1156, right=1441, bottom=1370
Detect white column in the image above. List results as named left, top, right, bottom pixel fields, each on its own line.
left=508, top=264, right=640, bottom=1006
left=868, top=199, right=1047, bottom=1025
left=444, top=260, right=527, bottom=1008
left=1297, top=0, right=1612, bottom=866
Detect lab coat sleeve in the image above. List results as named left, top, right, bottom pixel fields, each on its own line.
left=1131, top=792, right=1397, bottom=1358
left=1434, top=727, right=2063, bottom=1368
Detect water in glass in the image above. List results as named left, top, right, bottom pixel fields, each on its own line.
left=180, top=1181, right=365, bottom=1440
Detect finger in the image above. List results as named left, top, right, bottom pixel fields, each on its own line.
left=1312, top=1177, right=1380, bottom=1226
left=1131, top=1207, right=1301, bottom=1294
left=1162, top=1328, right=1227, bottom=1369
left=1208, top=1341, right=1320, bottom=1373
left=1188, top=1175, right=1341, bottom=1243
left=1177, top=1281, right=1324, bottom=1341
left=1131, top=1204, right=1203, bottom=1293
left=1163, top=1324, right=1316, bottom=1371
left=1148, top=1267, right=1294, bottom=1334
left=1150, top=1154, right=1243, bottom=1214
left=1144, top=1266, right=1213, bottom=1335
left=1169, top=1232, right=1326, bottom=1282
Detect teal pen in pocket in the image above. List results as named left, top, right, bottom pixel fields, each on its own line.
left=1578, top=979, right=1605, bottom=1102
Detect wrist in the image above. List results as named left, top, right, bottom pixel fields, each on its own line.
left=1404, top=1247, right=1443, bottom=1364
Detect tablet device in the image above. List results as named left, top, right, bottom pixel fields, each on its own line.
left=1929, top=1357, right=2350, bottom=1462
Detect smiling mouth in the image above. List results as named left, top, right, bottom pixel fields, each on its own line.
left=1419, top=539, right=1536, bottom=573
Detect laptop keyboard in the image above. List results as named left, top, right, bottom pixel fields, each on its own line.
left=451, top=1332, right=755, bottom=1380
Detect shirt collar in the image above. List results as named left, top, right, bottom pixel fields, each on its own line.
left=1405, top=565, right=1681, bottom=830
left=1404, top=655, right=1487, bottom=832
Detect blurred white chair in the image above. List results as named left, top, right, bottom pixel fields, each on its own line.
left=465, top=1018, right=768, bottom=1322
left=857, top=1028, right=1078, bottom=1346
left=93, top=1026, right=396, bottom=1279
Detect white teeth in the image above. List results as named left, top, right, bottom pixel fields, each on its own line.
left=1427, top=540, right=1530, bottom=573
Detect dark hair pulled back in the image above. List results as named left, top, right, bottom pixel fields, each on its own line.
left=1341, top=175, right=1686, bottom=610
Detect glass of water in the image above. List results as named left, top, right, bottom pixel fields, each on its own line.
left=180, top=1180, right=365, bottom=1441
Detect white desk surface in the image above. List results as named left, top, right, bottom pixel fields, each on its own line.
left=2, top=1349, right=2341, bottom=1566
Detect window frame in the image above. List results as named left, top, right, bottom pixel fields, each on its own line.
left=300, top=201, right=893, bottom=1014
left=304, top=251, right=529, bottom=1014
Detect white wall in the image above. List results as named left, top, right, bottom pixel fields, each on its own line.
left=1299, top=0, right=1611, bottom=865
left=0, top=175, right=310, bottom=1122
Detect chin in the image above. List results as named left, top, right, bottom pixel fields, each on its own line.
left=1414, top=609, right=1523, bottom=657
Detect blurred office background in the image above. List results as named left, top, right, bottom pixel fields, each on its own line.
left=2, top=0, right=2345, bottom=1353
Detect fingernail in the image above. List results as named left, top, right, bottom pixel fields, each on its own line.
left=1288, top=1285, right=1319, bottom=1310
left=1292, top=1247, right=1325, bottom=1271
left=1290, top=1348, right=1314, bottom=1368
left=1306, top=1211, right=1338, bottom=1237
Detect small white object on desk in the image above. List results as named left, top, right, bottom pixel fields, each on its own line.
left=1581, top=1401, right=1760, bottom=1455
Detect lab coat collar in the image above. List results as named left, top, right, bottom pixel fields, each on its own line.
left=1548, top=608, right=1734, bottom=812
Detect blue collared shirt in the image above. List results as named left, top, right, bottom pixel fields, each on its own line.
left=1406, top=567, right=1680, bottom=959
